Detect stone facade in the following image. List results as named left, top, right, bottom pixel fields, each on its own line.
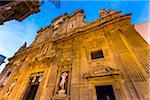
left=0, top=9, right=149, bottom=100
left=0, top=1, right=40, bottom=25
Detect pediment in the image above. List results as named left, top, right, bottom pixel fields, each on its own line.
left=83, top=65, right=120, bottom=79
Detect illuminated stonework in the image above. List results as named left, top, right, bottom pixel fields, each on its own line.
left=0, top=9, right=149, bottom=100
left=0, top=1, right=40, bottom=25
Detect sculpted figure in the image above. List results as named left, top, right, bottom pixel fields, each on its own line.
left=59, top=72, right=68, bottom=90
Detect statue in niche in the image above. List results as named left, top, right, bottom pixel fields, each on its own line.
left=58, top=72, right=68, bottom=96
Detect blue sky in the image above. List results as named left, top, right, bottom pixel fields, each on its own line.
left=0, top=0, right=149, bottom=72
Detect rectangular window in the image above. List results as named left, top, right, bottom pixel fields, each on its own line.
left=23, top=76, right=40, bottom=100
left=23, top=72, right=44, bottom=100
left=23, top=83, right=39, bottom=100
left=91, top=50, right=104, bottom=60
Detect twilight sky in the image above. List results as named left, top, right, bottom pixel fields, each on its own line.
left=0, top=0, right=149, bottom=72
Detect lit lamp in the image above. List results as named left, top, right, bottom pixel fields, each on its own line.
left=0, top=54, right=6, bottom=65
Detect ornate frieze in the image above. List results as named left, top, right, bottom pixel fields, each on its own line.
left=30, top=71, right=44, bottom=83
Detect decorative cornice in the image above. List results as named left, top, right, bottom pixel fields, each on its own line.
left=83, top=70, right=120, bottom=79
left=37, top=25, right=51, bottom=33
left=51, top=13, right=68, bottom=23
left=69, top=9, right=84, bottom=18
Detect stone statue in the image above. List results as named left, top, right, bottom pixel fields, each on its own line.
left=58, top=72, right=68, bottom=96
left=59, top=72, right=68, bottom=90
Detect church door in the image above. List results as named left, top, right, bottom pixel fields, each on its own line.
left=96, top=85, right=116, bottom=100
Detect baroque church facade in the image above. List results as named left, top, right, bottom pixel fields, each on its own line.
left=0, top=9, right=149, bottom=100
